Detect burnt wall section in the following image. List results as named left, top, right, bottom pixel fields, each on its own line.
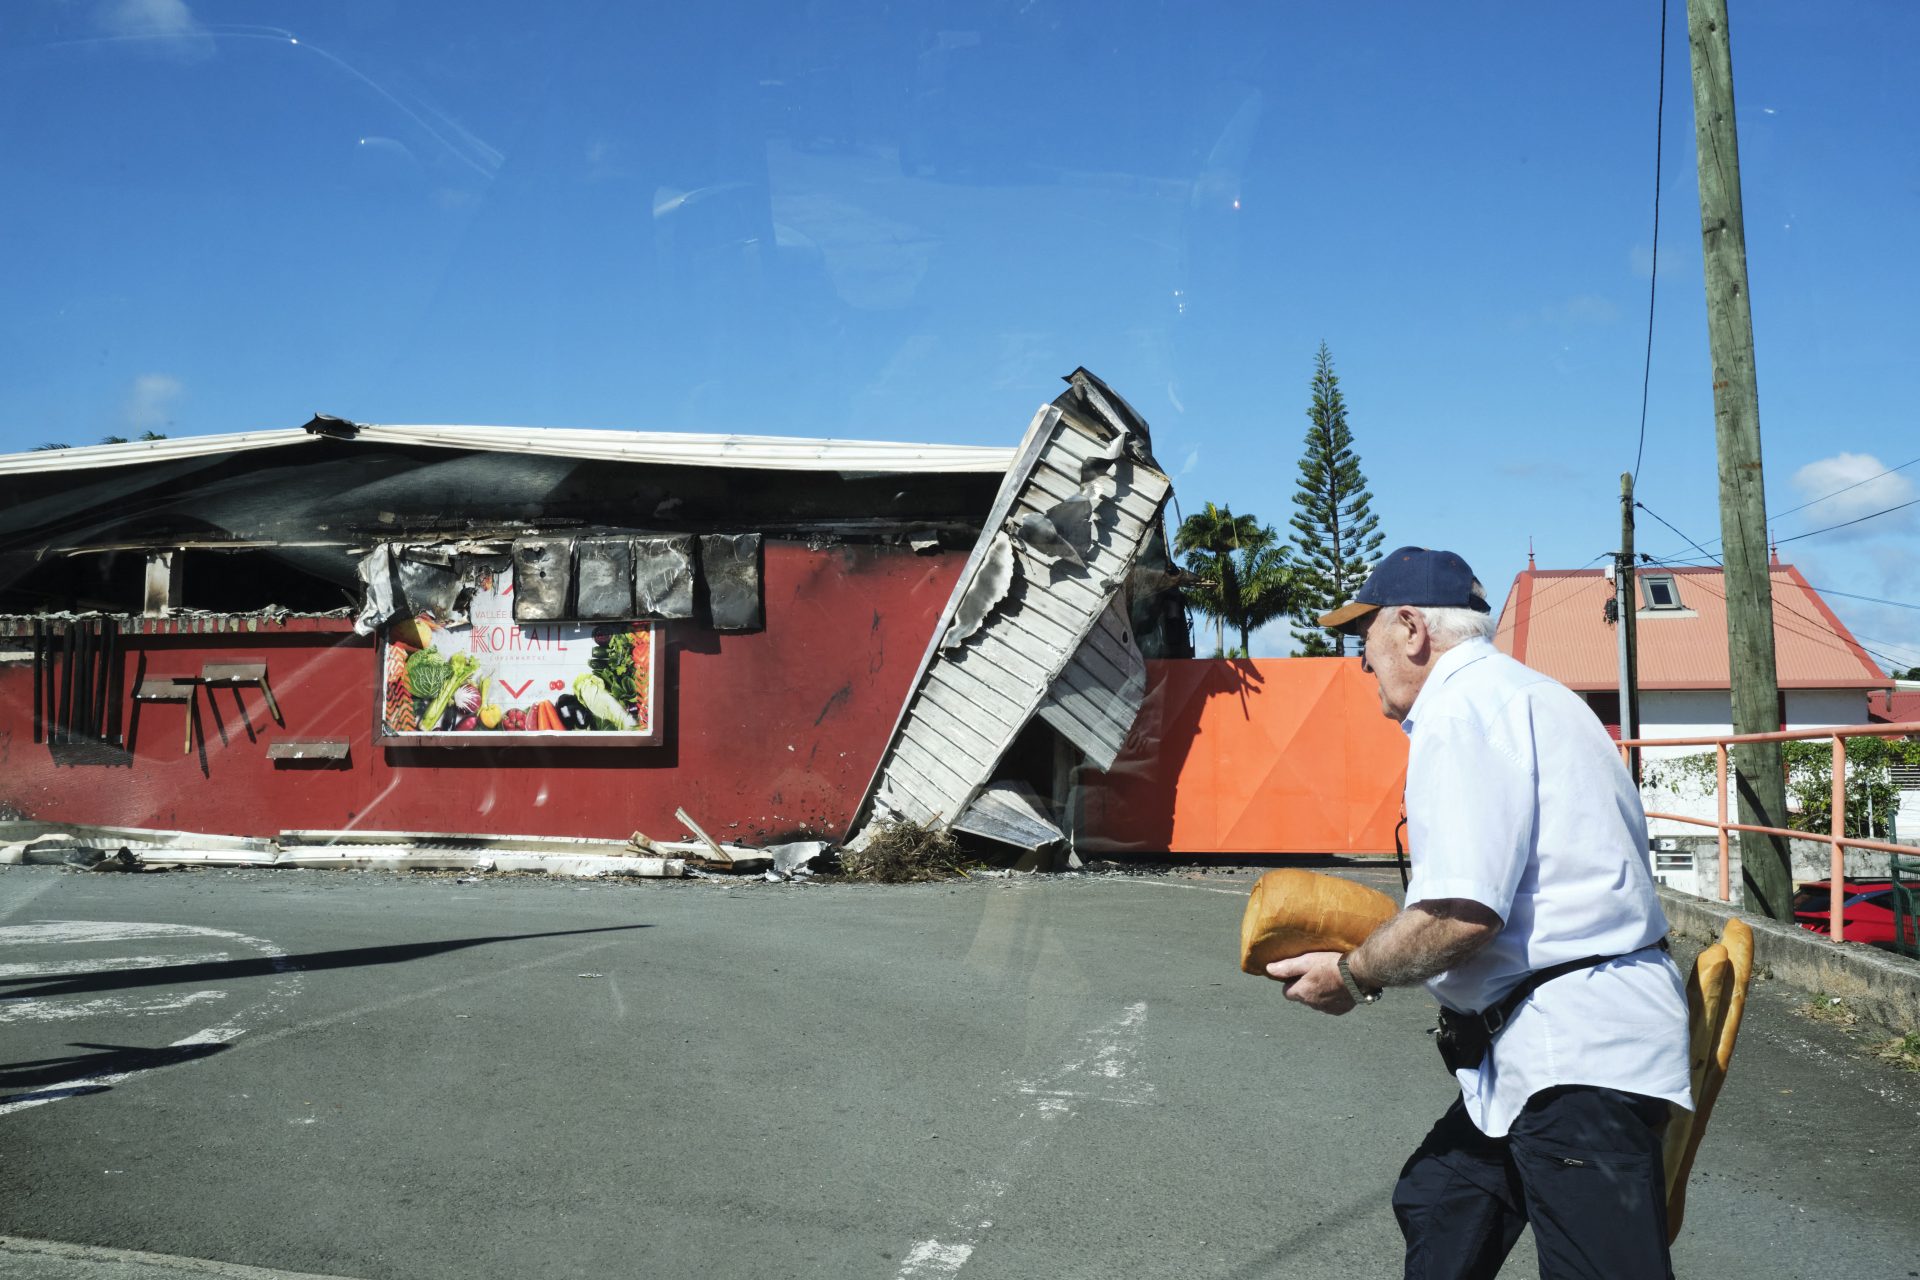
left=0, top=440, right=1001, bottom=615
left=0, top=542, right=964, bottom=844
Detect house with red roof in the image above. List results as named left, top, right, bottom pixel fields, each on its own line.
left=1493, top=557, right=1894, bottom=852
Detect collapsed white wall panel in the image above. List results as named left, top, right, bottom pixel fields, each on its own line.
left=854, top=375, right=1172, bottom=840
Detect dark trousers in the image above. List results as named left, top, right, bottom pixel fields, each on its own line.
left=1392, top=1085, right=1675, bottom=1280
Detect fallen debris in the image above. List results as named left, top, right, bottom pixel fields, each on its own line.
left=673, top=807, right=731, bottom=863
left=837, top=820, right=966, bottom=883
left=768, top=840, right=831, bottom=879
left=0, top=822, right=688, bottom=879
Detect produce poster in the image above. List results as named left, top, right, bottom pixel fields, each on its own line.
left=377, top=563, right=661, bottom=745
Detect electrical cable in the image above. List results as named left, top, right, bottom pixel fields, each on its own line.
left=1773, top=495, right=1920, bottom=546
left=1793, top=585, right=1920, bottom=614
left=1633, top=500, right=1715, bottom=564
left=1631, top=0, right=1670, bottom=488
left=1647, top=452, right=1920, bottom=562
left=1639, top=556, right=1920, bottom=673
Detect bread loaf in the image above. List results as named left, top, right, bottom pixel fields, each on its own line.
left=1662, top=919, right=1754, bottom=1243
left=1239, top=868, right=1398, bottom=976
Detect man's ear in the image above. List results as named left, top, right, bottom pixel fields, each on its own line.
left=1402, top=607, right=1434, bottom=663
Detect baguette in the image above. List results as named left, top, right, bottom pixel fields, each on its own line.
left=1239, top=868, right=1398, bottom=976
left=1663, top=920, right=1754, bottom=1243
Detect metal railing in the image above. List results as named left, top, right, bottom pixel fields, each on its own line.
left=1620, top=720, right=1920, bottom=943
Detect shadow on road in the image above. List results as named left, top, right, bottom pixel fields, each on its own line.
left=0, top=924, right=654, bottom=1002
left=1, top=1040, right=231, bottom=1095
left=1214, top=1183, right=1394, bottom=1279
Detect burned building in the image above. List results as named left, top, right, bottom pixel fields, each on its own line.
left=0, top=370, right=1187, bottom=855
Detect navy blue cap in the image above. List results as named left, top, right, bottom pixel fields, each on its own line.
left=1317, top=546, right=1490, bottom=634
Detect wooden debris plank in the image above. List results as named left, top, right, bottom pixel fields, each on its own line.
left=903, top=690, right=1003, bottom=763
left=919, top=676, right=1017, bottom=747
left=963, top=630, right=1056, bottom=692
left=953, top=782, right=1064, bottom=850
left=1008, top=573, right=1107, bottom=632
left=926, top=662, right=1029, bottom=727
left=889, top=735, right=977, bottom=811
left=1041, top=669, right=1129, bottom=762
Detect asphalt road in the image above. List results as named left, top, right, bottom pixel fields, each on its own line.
left=2, top=863, right=1917, bottom=1279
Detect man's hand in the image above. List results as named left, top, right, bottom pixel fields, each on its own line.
left=1264, top=950, right=1355, bottom=1015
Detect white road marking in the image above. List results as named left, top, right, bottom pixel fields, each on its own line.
left=0, top=988, right=228, bottom=1024
left=0, top=952, right=232, bottom=978
left=897, top=1240, right=975, bottom=1277
left=1, top=924, right=629, bottom=1119
left=896, top=1000, right=1152, bottom=1279
left=0, top=1233, right=368, bottom=1279
left=1095, top=877, right=1248, bottom=897
left=0, top=920, right=242, bottom=945
left=0, top=921, right=301, bottom=1118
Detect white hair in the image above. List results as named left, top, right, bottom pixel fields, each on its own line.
left=1414, top=580, right=1496, bottom=649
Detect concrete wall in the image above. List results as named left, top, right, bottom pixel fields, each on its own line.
left=1656, top=831, right=1916, bottom=911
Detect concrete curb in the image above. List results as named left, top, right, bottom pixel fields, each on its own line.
left=1658, top=886, right=1920, bottom=1033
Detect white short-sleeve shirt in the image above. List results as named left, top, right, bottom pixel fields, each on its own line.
left=1402, top=637, right=1692, bottom=1137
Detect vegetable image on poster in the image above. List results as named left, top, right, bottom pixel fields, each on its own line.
left=377, top=560, right=662, bottom=745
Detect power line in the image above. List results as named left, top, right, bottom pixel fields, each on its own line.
left=1795, top=584, right=1920, bottom=613
left=1633, top=500, right=1714, bottom=563
left=1631, top=0, right=1670, bottom=488
left=1647, top=452, right=1920, bottom=561
left=1773, top=494, right=1920, bottom=545
left=1769, top=453, right=1920, bottom=525
left=1641, top=556, right=1920, bottom=672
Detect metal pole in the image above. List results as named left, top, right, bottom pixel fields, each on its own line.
left=31, top=619, right=44, bottom=744
left=1621, top=474, right=1641, bottom=781
left=1615, top=562, right=1636, bottom=744
left=1686, top=0, right=1793, bottom=919
left=57, top=623, right=76, bottom=745
left=1830, top=735, right=1846, bottom=942
left=1716, top=743, right=1730, bottom=901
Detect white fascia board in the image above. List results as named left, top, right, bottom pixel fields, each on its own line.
left=353, top=424, right=1016, bottom=474
left=0, top=431, right=314, bottom=475
left=0, top=425, right=1016, bottom=477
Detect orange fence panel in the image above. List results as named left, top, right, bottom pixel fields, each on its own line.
left=1077, top=658, right=1409, bottom=855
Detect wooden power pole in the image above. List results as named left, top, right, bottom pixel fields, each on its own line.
left=1620, top=473, right=1641, bottom=782
left=1685, top=0, right=1793, bottom=920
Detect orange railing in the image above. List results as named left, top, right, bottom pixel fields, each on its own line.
left=1621, top=720, right=1920, bottom=943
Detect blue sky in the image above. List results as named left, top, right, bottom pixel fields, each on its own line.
left=2, top=1, right=1915, bottom=668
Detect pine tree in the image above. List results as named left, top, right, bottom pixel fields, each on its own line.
left=1288, top=343, right=1383, bottom=655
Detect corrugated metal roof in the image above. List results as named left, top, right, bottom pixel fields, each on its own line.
left=857, top=378, right=1173, bottom=834
left=1869, top=687, right=1920, bottom=724
left=1495, top=564, right=1889, bottom=690
left=1037, top=598, right=1147, bottom=770
left=0, top=423, right=1016, bottom=477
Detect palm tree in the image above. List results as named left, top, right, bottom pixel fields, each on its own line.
left=1174, top=503, right=1266, bottom=656
left=1235, top=540, right=1300, bottom=655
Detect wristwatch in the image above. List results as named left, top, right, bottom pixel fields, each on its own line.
left=1338, top=954, right=1382, bottom=1005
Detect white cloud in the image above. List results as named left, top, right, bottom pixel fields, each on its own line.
left=1521, top=294, right=1620, bottom=329
left=95, top=0, right=214, bottom=59
left=122, top=374, right=183, bottom=433
left=1627, top=243, right=1685, bottom=282
left=1788, top=452, right=1916, bottom=532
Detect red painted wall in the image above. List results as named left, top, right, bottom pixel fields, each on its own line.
left=1076, top=658, right=1409, bottom=855
left=0, top=543, right=960, bottom=844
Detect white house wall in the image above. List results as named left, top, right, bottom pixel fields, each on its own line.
left=1636, top=688, right=1873, bottom=838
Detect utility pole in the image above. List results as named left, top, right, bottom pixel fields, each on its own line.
left=1686, top=0, right=1793, bottom=920
left=1619, top=473, right=1641, bottom=781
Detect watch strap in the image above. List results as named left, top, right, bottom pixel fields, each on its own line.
left=1338, top=954, right=1381, bottom=1004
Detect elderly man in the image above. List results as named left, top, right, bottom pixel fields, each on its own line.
left=1267, top=547, right=1691, bottom=1280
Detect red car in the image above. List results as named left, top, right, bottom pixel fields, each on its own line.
left=1793, top=879, right=1919, bottom=951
